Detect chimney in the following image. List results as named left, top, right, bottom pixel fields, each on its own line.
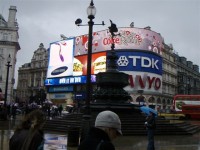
left=7, top=6, right=17, bottom=28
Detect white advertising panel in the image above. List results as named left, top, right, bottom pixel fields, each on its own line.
left=124, top=71, right=162, bottom=93
left=47, top=39, right=74, bottom=78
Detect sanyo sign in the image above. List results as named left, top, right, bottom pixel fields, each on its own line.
left=124, top=72, right=162, bottom=93
left=115, top=51, right=162, bottom=93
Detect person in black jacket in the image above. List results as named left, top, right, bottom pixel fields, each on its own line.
left=78, top=110, right=122, bottom=150
left=9, top=109, right=45, bottom=150
left=145, top=111, right=156, bottom=150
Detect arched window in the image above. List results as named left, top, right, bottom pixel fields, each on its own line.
left=136, top=95, right=145, bottom=105
left=148, top=96, right=155, bottom=103
left=157, top=98, right=161, bottom=104
left=162, top=99, right=166, bottom=104
left=167, top=99, right=171, bottom=104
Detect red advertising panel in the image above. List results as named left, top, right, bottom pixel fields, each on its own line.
left=73, top=52, right=106, bottom=76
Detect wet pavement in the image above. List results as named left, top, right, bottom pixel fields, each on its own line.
left=1, top=115, right=200, bottom=150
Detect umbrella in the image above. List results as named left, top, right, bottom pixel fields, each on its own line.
left=52, top=105, right=58, bottom=109
left=44, top=100, right=53, bottom=105
left=140, top=106, right=158, bottom=117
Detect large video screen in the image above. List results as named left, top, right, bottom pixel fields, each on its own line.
left=74, top=52, right=106, bottom=76
left=74, top=27, right=164, bottom=56
left=47, top=39, right=74, bottom=78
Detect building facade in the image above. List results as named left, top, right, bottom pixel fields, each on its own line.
left=16, top=26, right=200, bottom=111
left=160, top=43, right=177, bottom=110
left=0, top=6, right=20, bottom=104
left=175, top=54, right=200, bottom=95
left=17, top=43, right=48, bottom=104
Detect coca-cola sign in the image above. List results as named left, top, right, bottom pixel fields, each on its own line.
left=74, top=27, right=164, bottom=56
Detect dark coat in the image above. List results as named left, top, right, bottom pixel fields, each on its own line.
left=9, top=129, right=44, bottom=150
left=78, top=127, right=115, bottom=150
left=146, top=115, right=156, bottom=130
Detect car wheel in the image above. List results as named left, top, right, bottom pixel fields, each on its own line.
left=185, top=114, right=191, bottom=120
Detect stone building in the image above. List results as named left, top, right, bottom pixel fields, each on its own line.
left=174, top=54, right=200, bottom=95
left=17, top=43, right=48, bottom=104
left=159, top=43, right=177, bottom=110
left=0, top=6, right=20, bottom=104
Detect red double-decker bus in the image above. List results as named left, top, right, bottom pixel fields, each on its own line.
left=173, top=95, right=200, bottom=119
left=182, top=105, right=200, bottom=119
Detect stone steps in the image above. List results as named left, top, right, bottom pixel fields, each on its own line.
left=43, top=112, right=200, bottom=135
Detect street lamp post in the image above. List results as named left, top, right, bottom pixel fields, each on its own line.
left=75, top=0, right=104, bottom=115
left=85, top=0, right=95, bottom=115
left=4, top=54, right=12, bottom=107
left=75, top=0, right=104, bottom=141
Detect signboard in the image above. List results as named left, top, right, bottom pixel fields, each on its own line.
left=74, top=27, right=164, bottom=56
left=48, top=86, right=73, bottom=93
left=124, top=72, right=162, bottom=93
left=45, top=75, right=96, bottom=86
left=115, top=51, right=162, bottom=75
left=74, top=52, right=106, bottom=76
left=47, top=38, right=74, bottom=78
left=50, top=93, right=73, bottom=100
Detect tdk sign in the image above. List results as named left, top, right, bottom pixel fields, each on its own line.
left=118, top=56, right=159, bottom=69
left=116, top=51, right=162, bottom=75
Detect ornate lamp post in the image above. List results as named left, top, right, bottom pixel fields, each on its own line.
left=75, top=0, right=104, bottom=115
left=75, top=0, right=104, bottom=141
left=85, top=0, right=95, bottom=115
left=4, top=54, right=12, bottom=107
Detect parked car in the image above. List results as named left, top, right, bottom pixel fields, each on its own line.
left=158, top=112, right=185, bottom=120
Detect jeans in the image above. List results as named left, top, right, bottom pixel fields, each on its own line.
left=147, top=129, right=155, bottom=150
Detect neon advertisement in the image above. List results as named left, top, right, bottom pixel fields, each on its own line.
left=74, top=52, right=106, bottom=76
left=124, top=72, right=162, bottom=93
left=47, top=38, right=74, bottom=78
left=115, top=51, right=162, bottom=75
left=45, top=75, right=96, bottom=86
left=74, top=27, right=164, bottom=56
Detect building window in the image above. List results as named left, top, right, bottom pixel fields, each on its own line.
left=3, top=33, right=8, bottom=41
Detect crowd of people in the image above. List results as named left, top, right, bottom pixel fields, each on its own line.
left=0, top=101, right=65, bottom=120
left=2, top=99, right=157, bottom=150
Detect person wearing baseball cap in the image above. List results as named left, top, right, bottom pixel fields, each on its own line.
left=78, top=110, right=122, bottom=150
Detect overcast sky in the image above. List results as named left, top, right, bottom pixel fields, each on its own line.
left=1, top=0, right=200, bottom=87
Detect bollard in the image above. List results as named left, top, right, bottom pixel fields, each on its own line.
left=67, top=127, right=80, bottom=147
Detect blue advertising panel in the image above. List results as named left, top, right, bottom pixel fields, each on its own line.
left=114, top=51, right=162, bottom=75
left=47, top=38, right=75, bottom=78
left=45, top=75, right=96, bottom=86
left=48, top=86, right=73, bottom=93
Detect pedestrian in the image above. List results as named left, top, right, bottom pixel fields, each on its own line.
left=58, top=104, right=63, bottom=116
left=145, top=111, right=156, bottom=150
left=9, top=109, right=46, bottom=150
left=78, top=110, right=122, bottom=150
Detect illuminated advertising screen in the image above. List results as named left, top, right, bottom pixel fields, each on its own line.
left=115, top=51, right=162, bottom=75
left=124, top=72, right=162, bottom=93
left=73, top=52, right=106, bottom=76
left=114, top=51, right=162, bottom=93
left=74, top=27, right=164, bottom=56
left=45, top=75, right=96, bottom=86
left=47, top=38, right=74, bottom=78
